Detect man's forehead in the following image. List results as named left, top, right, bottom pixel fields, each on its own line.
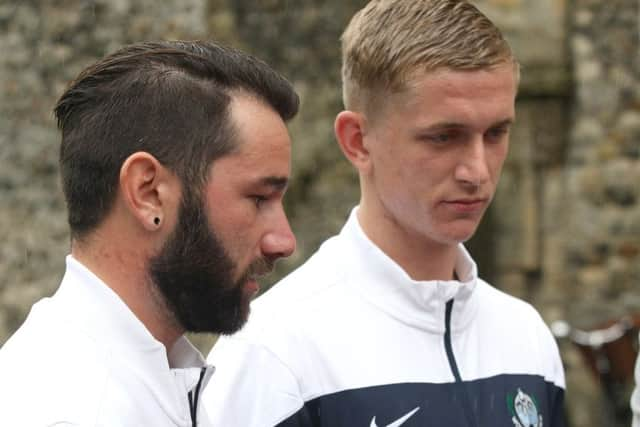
left=401, top=62, right=518, bottom=89
left=399, top=65, right=517, bottom=103
left=206, top=140, right=291, bottom=187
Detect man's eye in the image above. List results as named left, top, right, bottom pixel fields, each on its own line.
left=251, top=195, right=268, bottom=207
left=424, top=132, right=457, bottom=144
left=429, top=134, right=450, bottom=143
left=485, top=127, right=509, bottom=142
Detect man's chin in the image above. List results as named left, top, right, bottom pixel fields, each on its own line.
left=217, top=305, right=251, bottom=336
left=238, top=281, right=256, bottom=321
left=171, top=280, right=254, bottom=335
left=441, top=221, right=482, bottom=244
left=217, top=286, right=254, bottom=335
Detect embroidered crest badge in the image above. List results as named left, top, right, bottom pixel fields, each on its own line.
left=507, top=388, right=543, bottom=427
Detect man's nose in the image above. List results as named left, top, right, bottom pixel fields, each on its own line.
left=454, top=138, right=490, bottom=187
left=261, top=209, right=296, bottom=260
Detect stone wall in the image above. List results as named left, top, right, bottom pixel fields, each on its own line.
left=1, top=1, right=639, bottom=426
left=564, top=1, right=640, bottom=425
left=567, top=0, right=640, bottom=314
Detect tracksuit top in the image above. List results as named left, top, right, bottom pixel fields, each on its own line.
left=205, top=208, right=566, bottom=427
left=0, top=256, right=214, bottom=426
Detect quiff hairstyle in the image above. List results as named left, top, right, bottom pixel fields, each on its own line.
left=341, top=0, right=518, bottom=115
left=54, top=40, right=299, bottom=240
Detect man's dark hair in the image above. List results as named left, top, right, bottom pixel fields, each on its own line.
left=54, top=40, right=299, bottom=239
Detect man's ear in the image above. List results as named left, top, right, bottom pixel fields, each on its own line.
left=334, top=110, right=371, bottom=173
left=119, top=152, right=179, bottom=231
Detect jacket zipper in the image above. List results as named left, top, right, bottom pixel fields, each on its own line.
left=188, top=367, right=207, bottom=427
left=444, top=299, right=478, bottom=427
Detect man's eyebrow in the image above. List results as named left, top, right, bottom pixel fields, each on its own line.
left=258, top=176, right=289, bottom=190
left=420, top=118, right=515, bottom=130
left=490, top=118, right=515, bottom=128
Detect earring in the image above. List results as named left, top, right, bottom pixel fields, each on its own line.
left=154, top=217, right=160, bottom=226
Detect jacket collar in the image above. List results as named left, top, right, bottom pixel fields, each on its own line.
left=340, top=207, right=479, bottom=333
left=53, top=256, right=213, bottom=424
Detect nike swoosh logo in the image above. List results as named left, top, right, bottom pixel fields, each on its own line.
left=370, top=407, right=420, bottom=427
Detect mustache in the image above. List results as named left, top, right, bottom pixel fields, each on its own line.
left=246, top=257, right=275, bottom=279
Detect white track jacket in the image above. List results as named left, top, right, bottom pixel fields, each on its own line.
left=0, top=256, right=214, bottom=426
left=204, top=208, right=566, bottom=427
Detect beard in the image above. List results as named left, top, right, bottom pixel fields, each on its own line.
left=148, top=192, right=273, bottom=335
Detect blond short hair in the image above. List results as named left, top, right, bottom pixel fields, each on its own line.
left=341, top=0, right=518, bottom=115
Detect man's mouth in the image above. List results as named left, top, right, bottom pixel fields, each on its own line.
left=239, top=257, right=275, bottom=297
left=243, top=278, right=261, bottom=298
left=442, top=198, right=488, bottom=213
left=247, top=257, right=275, bottom=278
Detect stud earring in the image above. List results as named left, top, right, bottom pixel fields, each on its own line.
left=154, top=217, right=160, bottom=226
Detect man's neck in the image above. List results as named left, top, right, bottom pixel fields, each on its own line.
left=356, top=209, right=458, bottom=282
left=71, top=237, right=182, bottom=351
left=376, top=235, right=458, bottom=282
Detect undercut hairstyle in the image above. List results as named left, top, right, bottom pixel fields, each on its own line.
left=341, top=0, right=518, bottom=116
left=54, top=40, right=299, bottom=240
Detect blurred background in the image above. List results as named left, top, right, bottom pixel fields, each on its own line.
left=1, top=0, right=639, bottom=425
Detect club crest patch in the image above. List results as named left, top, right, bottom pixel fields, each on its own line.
left=507, top=388, right=543, bottom=427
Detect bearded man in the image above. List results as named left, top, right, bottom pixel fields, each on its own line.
left=0, top=40, right=299, bottom=426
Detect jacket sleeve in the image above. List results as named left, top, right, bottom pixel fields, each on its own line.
left=540, top=314, right=567, bottom=427
left=548, top=385, right=566, bottom=427
left=202, top=335, right=306, bottom=427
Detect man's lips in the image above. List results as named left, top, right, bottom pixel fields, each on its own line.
left=243, top=278, right=260, bottom=297
left=442, top=198, right=488, bottom=213
left=240, top=257, right=275, bottom=298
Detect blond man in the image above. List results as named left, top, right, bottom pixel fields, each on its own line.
left=204, top=1, right=566, bottom=426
